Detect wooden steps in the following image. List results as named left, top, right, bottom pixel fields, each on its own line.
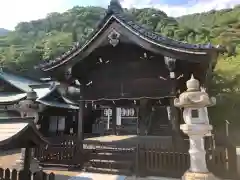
left=84, top=167, right=132, bottom=176
left=40, top=163, right=70, bottom=170
left=89, top=159, right=132, bottom=170
left=84, top=143, right=136, bottom=175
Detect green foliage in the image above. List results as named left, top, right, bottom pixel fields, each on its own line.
left=1, top=6, right=238, bottom=72
left=0, top=5, right=240, bottom=130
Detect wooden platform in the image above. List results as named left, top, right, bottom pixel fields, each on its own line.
left=85, top=135, right=171, bottom=141
left=85, top=135, right=137, bottom=142
left=84, top=135, right=172, bottom=148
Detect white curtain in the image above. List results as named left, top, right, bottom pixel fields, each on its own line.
left=49, top=116, right=58, bottom=132
left=58, top=116, right=65, bottom=131
left=49, top=116, right=65, bottom=132
left=116, top=108, right=121, bottom=125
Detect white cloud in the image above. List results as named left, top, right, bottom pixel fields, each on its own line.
left=120, top=0, right=153, bottom=9
left=120, top=0, right=240, bottom=17
left=0, top=0, right=239, bottom=30
left=0, top=0, right=71, bottom=30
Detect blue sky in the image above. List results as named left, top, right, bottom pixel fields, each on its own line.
left=0, top=0, right=239, bottom=30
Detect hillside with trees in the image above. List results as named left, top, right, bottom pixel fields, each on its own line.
left=0, top=5, right=239, bottom=136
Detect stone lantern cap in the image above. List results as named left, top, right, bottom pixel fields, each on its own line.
left=174, top=75, right=216, bottom=108
left=26, top=89, right=37, bottom=100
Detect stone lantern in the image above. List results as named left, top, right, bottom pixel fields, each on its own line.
left=14, top=88, right=44, bottom=172
left=174, top=75, right=218, bottom=180
left=17, top=90, right=44, bottom=122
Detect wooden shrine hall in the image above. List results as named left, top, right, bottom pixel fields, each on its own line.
left=0, top=69, right=79, bottom=137
left=37, top=0, right=222, bottom=140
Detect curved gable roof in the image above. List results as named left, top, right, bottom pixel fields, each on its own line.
left=38, top=0, right=221, bottom=72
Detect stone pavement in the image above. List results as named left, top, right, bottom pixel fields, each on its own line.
left=126, top=176, right=178, bottom=180
left=68, top=172, right=126, bottom=180
left=68, top=172, right=179, bottom=180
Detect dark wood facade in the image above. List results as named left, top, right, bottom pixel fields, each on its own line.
left=37, top=0, right=221, bottom=138
left=38, top=107, right=78, bottom=136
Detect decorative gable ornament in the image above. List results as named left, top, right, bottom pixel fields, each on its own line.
left=108, top=29, right=120, bottom=47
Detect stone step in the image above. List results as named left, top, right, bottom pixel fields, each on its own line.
left=85, top=148, right=136, bottom=154
left=90, top=152, right=134, bottom=161
left=89, top=159, right=133, bottom=169
left=40, top=163, right=70, bottom=169
left=84, top=166, right=132, bottom=176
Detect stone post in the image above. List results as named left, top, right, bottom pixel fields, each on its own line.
left=174, top=75, right=218, bottom=180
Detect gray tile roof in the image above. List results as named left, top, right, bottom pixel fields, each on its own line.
left=0, top=71, right=78, bottom=108
left=0, top=71, right=44, bottom=92
left=37, top=0, right=221, bottom=71
left=37, top=99, right=79, bottom=109
left=0, top=93, right=26, bottom=103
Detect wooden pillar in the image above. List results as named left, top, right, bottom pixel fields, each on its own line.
left=78, top=83, right=86, bottom=140
left=78, top=101, right=84, bottom=140
left=164, top=56, right=180, bottom=137
left=204, top=61, right=213, bottom=93
left=23, top=147, right=31, bottom=180
left=139, top=99, right=149, bottom=136
left=112, top=106, right=117, bottom=135
left=73, top=110, right=78, bottom=135
left=75, top=84, right=85, bottom=167
left=136, top=107, right=140, bottom=135
left=169, top=75, right=180, bottom=134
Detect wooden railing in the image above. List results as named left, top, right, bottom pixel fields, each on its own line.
left=137, top=144, right=189, bottom=178
left=34, top=136, right=77, bottom=166
left=34, top=135, right=238, bottom=179
left=137, top=144, right=237, bottom=179
left=207, top=145, right=238, bottom=179
left=0, top=168, right=55, bottom=180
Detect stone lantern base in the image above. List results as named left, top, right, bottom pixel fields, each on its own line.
left=30, top=157, right=42, bottom=173
left=182, top=171, right=219, bottom=180
left=13, top=148, right=42, bottom=173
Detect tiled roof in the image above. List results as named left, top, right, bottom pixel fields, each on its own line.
left=0, top=71, right=78, bottom=108
left=0, top=121, right=28, bottom=142
left=37, top=0, right=221, bottom=71
left=37, top=99, right=79, bottom=109
left=0, top=93, right=27, bottom=103
left=0, top=117, right=49, bottom=149
left=0, top=70, right=45, bottom=93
